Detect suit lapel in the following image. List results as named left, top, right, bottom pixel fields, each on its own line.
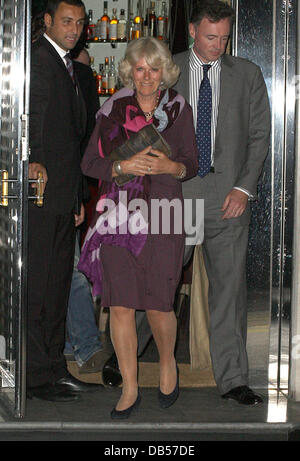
left=40, top=36, right=68, bottom=73
left=174, top=51, right=190, bottom=101
left=215, top=56, right=235, bottom=143
left=40, top=36, right=87, bottom=138
left=75, top=79, right=87, bottom=137
left=179, top=53, right=190, bottom=101
left=40, top=36, right=80, bottom=95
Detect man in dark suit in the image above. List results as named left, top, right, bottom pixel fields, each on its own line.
left=63, top=47, right=113, bottom=373
left=27, top=0, right=102, bottom=401
left=173, top=0, right=271, bottom=405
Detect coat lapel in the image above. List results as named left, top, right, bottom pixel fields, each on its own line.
left=179, top=53, right=190, bottom=101
left=40, top=36, right=87, bottom=137
left=215, top=56, right=235, bottom=143
left=40, top=35, right=68, bottom=73
left=174, top=51, right=190, bottom=101
left=40, top=36, right=80, bottom=95
left=75, top=80, right=87, bottom=138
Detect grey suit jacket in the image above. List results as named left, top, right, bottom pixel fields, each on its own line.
left=173, top=50, right=271, bottom=225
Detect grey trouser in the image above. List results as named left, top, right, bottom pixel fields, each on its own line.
left=184, top=173, right=249, bottom=394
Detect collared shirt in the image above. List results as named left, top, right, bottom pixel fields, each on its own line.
left=43, top=33, right=79, bottom=95
left=189, top=47, right=221, bottom=166
left=189, top=47, right=252, bottom=198
left=43, top=33, right=69, bottom=67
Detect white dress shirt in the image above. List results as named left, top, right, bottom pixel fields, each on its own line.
left=189, top=47, right=252, bottom=198
left=43, top=33, right=69, bottom=68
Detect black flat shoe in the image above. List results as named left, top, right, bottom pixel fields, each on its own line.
left=158, top=365, right=179, bottom=409
left=222, top=385, right=263, bottom=405
left=111, top=392, right=141, bottom=420
left=55, top=373, right=103, bottom=393
left=27, top=383, right=81, bottom=402
left=102, top=353, right=122, bottom=388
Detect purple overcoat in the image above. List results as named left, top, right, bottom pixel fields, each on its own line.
left=78, top=88, right=198, bottom=311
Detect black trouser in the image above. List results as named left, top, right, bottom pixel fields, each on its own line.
left=27, top=205, right=76, bottom=388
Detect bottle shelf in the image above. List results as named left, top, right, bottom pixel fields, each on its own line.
left=87, top=39, right=127, bottom=49
left=87, top=40, right=127, bottom=43
left=86, top=1, right=171, bottom=100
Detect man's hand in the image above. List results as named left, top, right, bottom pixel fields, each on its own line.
left=75, top=203, right=85, bottom=227
left=221, top=189, right=248, bottom=220
left=28, top=162, right=48, bottom=194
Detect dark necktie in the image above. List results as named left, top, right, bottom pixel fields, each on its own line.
left=196, top=64, right=212, bottom=177
left=65, top=53, right=76, bottom=86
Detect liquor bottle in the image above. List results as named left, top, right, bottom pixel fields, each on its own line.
left=96, top=64, right=103, bottom=95
left=117, top=9, right=127, bottom=42
left=90, top=56, right=97, bottom=78
left=109, top=8, right=118, bottom=42
left=94, top=16, right=101, bottom=41
left=133, top=3, right=142, bottom=39
left=100, top=1, right=110, bottom=42
left=86, top=9, right=95, bottom=40
left=108, top=56, right=117, bottom=95
left=149, top=1, right=157, bottom=37
left=128, top=7, right=135, bottom=41
left=157, top=1, right=167, bottom=40
left=143, top=4, right=149, bottom=38
left=101, top=57, right=109, bottom=95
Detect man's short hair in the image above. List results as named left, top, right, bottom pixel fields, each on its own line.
left=190, top=0, right=235, bottom=25
left=45, top=0, right=85, bottom=20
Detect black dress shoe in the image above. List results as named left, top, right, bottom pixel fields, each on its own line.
left=102, top=353, right=122, bottom=388
left=27, top=383, right=81, bottom=402
left=222, top=385, right=263, bottom=405
left=111, top=392, right=141, bottom=420
left=158, top=365, right=179, bottom=409
left=55, top=373, right=103, bottom=393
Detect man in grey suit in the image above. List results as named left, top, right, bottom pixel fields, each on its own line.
left=173, top=0, right=270, bottom=404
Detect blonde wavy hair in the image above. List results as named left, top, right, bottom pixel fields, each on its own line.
left=118, top=37, right=180, bottom=90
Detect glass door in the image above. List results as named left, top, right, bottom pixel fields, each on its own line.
left=0, top=0, right=31, bottom=418
left=232, top=0, right=297, bottom=412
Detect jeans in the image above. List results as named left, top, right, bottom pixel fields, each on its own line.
left=64, top=236, right=102, bottom=365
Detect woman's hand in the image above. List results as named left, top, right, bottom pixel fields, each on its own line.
left=118, top=146, right=154, bottom=177
left=144, top=148, right=178, bottom=175
left=114, top=146, right=184, bottom=178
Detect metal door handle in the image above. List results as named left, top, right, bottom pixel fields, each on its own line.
left=0, top=169, right=44, bottom=207
left=31, top=171, right=44, bottom=207
left=0, top=170, right=9, bottom=206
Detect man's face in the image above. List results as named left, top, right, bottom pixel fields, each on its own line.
left=189, top=17, right=231, bottom=63
left=44, top=2, right=85, bottom=51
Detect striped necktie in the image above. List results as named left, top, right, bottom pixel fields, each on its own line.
left=196, top=64, right=212, bottom=177
left=65, top=53, right=76, bottom=86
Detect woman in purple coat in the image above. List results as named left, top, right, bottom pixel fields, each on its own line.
left=78, top=37, right=198, bottom=419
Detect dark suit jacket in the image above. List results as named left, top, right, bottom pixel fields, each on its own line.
left=73, top=61, right=100, bottom=206
left=174, top=51, right=271, bottom=225
left=29, top=35, right=87, bottom=214
left=73, top=61, right=100, bottom=156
